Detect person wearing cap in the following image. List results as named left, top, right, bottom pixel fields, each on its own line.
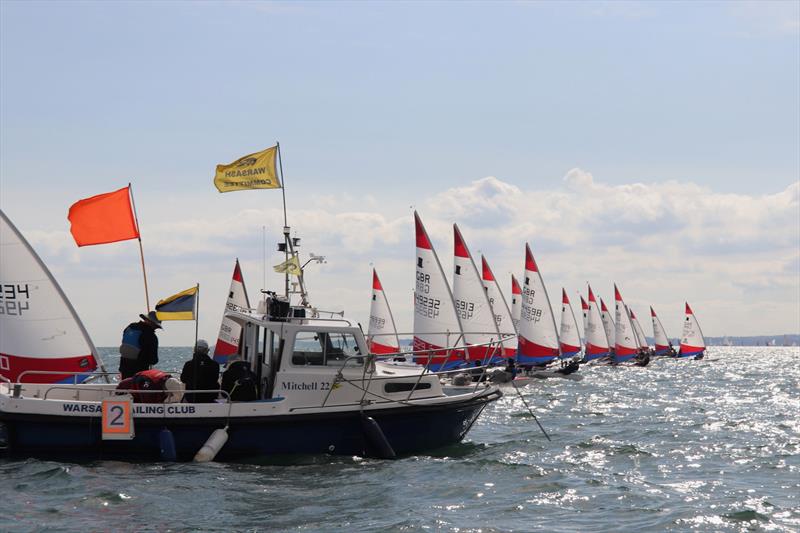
left=180, top=339, right=220, bottom=403
left=118, top=311, right=162, bottom=379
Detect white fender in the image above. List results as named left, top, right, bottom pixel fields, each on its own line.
left=194, top=427, right=229, bottom=463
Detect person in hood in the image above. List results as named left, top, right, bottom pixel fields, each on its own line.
left=180, top=339, right=220, bottom=403
left=119, top=311, right=162, bottom=379
left=221, top=353, right=259, bottom=401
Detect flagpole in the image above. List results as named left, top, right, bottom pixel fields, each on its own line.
left=128, top=182, right=151, bottom=311
left=277, top=142, right=290, bottom=299
left=194, top=283, right=200, bottom=347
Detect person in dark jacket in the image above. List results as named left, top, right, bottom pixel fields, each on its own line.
left=180, top=339, right=220, bottom=403
left=221, top=353, right=258, bottom=401
left=119, top=311, right=162, bottom=379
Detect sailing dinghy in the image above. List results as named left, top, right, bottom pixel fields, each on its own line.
left=629, top=307, right=650, bottom=353
left=517, top=245, right=580, bottom=379
left=559, top=289, right=582, bottom=359
left=452, top=225, right=504, bottom=363
left=0, top=210, right=102, bottom=383
left=650, top=306, right=675, bottom=356
left=580, top=295, right=589, bottom=341
left=412, top=212, right=465, bottom=370
left=679, top=302, right=707, bottom=359
left=213, top=259, right=251, bottom=364
left=510, top=274, right=522, bottom=334
left=599, top=297, right=616, bottom=354
left=612, top=285, right=639, bottom=364
left=584, top=285, right=611, bottom=362
left=481, top=255, right=516, bottom=358
left=367, top=269, right=400, bottom=355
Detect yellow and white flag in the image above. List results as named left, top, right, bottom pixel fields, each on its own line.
left=214, top=145, right=280, bottom=193
left=273, top=255, right=301, bottom=276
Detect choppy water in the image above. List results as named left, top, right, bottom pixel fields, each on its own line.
left=1, top=346, right=798, bottom=532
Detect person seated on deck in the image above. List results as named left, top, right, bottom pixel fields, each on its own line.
left=505, top=358, right=517, bottom=379
left=470, top=360, right=485, bottom=382
left=180, top=339, right=220, bottom=403
left=221, top=353, right=259, bottom=401
left=117, top=369, right=183, bottom=403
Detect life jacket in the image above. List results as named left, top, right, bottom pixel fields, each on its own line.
left=120, top=325, right=143, bottom=360
left=117, top=369, right=172, bottom=403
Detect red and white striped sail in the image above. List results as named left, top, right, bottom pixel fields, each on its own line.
left=613, top=285, right=639, bottom=362
left=214, top=258, right=251, bottom=364
left=367, top=268, right=400, bottom=355
left=0, top=210, right=100, bottom=383
left=599, top=297, right=616, bottom=349
left=413, top=212, right=464, bottom=369
left=559, top=289, right=582, bottom=357
left=679, top=302, right=706, bottom=357
left=580, top=295, right=589, bottom=339
left=510, top=274, right=522, bottom=333
left=481, top=255, right=516, bottom=358
left=452, top=225, right=501, bottom=361
left=650, top=306, right=672, bottom=354
left=517, top=244, right=559, bottom=365
left=585, top=285, right=610, bottom=360
left=629, top=307, right=649, bottom=350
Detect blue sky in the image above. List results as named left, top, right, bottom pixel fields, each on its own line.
left=1, top=1, right=798, bottom=345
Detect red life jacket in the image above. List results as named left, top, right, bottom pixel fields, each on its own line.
left=116, top=369, right=171, bottom=403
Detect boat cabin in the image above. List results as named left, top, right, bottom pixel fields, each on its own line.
left=227, top=309, right=446, bottom=408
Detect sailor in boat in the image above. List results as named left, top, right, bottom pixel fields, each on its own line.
left=470, top=360, right=486, bottom=382
left=119, top=311, right=163, bottom=379
left=221, top=353, right=258, bottom=401
left=116, top=369, right=184, bottom=403
left=180, top=339, right=220, bottom=403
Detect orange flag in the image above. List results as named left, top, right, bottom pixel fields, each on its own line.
left=68, top=186, right=140, bottom=246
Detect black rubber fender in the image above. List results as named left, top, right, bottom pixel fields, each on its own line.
left=360, top=414, right=396, bottom=459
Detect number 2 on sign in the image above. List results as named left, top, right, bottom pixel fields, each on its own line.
left=101, top=399, right=134, bottom=440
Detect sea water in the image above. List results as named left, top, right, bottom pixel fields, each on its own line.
left=1, top=347, right=798, bottom=532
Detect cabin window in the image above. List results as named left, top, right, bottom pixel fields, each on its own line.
left=292, top=332, right=363, bottom=366
left=385, top=382, right=431, bottom=393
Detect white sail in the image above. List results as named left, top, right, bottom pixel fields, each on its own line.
left=452, top=225, right=501, bottom=361
left=650, top=306, right=672, bottom=354
left=0, top=210, right=100, bottom=383
left=559, top=289, right=582, bottom=358
left=367, top=268, right=400, bottom=355
left=585, top=285, right=610, bottom=360
left=629, top=307, right=649, bottom=350
left=510, top=274, right=522, bottom=334
left=412, top=212, right=464, bottom=369
left=599, top=297, right=616, bottom=349
left=214, top=259, right=251, bottom=364
left=481, top=255, right=516, bottom=358
left=580, top=295, right=589, bottom=340
left=679, top=302, right=706, bottom=357
left=613, top=285, right=639, bottom=362
left=517, top=244, right=559, bottom=365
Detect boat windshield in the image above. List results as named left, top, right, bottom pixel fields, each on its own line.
left=291, top=331, right=363, bottom=366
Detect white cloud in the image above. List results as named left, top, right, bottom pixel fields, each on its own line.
left=9, top=170, right=799, bottom=346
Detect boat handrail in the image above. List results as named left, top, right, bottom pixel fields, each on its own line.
left=41, top=386, right=232, bottom=403
left=280, top=316, right=353, bottom=326
left=367, top=332, right=516, bottom=359
left=16, top=370, right=119, bottom=385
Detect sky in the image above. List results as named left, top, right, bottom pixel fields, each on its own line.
left=1, top=0, right=798, bottom=346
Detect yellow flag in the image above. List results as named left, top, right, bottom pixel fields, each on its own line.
left=273, top=255, right=301, bottom=276
left=214, top=145, right=281, bottom=193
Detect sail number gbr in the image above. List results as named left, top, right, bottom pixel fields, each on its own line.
left=0, top=283, right=30, bottom=316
